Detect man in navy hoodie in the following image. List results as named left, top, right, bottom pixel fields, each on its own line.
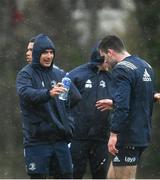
left=25, top=36, right=63, bottom=72
left=16, top=34, right=81, bottom=179
left=68, top=42, right=112, bottom=179
left=96, top=35, right=155, bottom=179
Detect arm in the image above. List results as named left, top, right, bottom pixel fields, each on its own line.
left=107, top=68, right=131, bottom=155
left=16, top=71, right=50, bottom=104
left=16, top=70, right=65, bottom=104
left=108, top=132, right=119, bottom=155
left=69, top=82, right=82, bottom=108
left=67, top=71, right=82, bottom=108
left=110, top=67, right=131, bottom=134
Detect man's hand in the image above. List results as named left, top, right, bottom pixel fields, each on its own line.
left=108, top=132, right=118, bottom=156
left=49, top=82, right=66, bottom=97
left=96, top=99, right=113, bottom=111
left=154, top=93, right=160, bottom=103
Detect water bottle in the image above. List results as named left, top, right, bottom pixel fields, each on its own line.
left=59, top=73, right=71, bottom=101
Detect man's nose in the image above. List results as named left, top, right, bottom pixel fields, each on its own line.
left=26, top=51, right=30, bottom=56
left=47, top=52, right=53, bottom=58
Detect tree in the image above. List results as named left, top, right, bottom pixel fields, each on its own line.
left=133, top=0, right=160, bottom=178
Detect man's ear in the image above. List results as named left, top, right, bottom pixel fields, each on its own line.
left=99, top=49, right=104, bottom=56
left=107, top=49, right=112, bottom=57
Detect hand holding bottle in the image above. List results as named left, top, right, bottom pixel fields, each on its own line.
left=49, top=82, right=66, bottom=97
left=59, top=73, right=71, bottom=101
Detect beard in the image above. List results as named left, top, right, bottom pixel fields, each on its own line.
left=106, top=57, right=118, bottom=69
left=110, top=59, right=117, bottom=68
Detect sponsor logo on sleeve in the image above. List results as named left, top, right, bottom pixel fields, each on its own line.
left=142, top=69, right=152, bottom=82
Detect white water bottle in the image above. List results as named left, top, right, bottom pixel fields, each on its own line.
left=59, top=73, right=71, bottom=101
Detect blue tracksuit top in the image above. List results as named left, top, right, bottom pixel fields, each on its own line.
left=16, top=34, right=81, bottom=147
left=69, top=63, right=112, bottom=141
left=111, top=55, right=154, bottom=147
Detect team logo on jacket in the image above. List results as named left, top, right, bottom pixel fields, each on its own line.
left=28, top=162, right=36, bottom=171
left=142, top=69, right=151, bottom=82
left=85, top=79, right=92, bottom=88
left=51, top=80, right=56, bottom=87
left=99, top=80, right=106, bottom=88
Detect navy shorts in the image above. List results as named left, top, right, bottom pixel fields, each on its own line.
left=112, top=146, right=145, bottom=166
left=24, top=141, right=73, bottom=176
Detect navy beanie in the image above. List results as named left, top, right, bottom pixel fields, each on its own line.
left=89, top=41, right=104, bottom=65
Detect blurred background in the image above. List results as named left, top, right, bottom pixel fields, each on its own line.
left=0, top=0, right=160, bottom=178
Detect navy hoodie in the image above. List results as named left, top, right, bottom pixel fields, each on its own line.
left=16, top=34, right=81, bottom=146
left=69, top=44, right=112, bottom=141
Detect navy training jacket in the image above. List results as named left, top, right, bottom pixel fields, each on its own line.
left=111, top=55, right=154, bottom=147
left=16, top=34, right=81, bottom=147
left=69, top=46, right=112, bottom=141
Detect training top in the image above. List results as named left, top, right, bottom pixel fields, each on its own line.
left=111, top=55, right=154, bottom=147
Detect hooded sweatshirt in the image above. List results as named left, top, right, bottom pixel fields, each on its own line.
left=16, top=34, right=81, bottom=146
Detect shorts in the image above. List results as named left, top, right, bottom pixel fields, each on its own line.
left=24, top=141, right=73, bottom=176
left=112, top=146, right=146, bottom=166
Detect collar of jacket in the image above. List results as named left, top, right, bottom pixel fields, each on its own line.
left=31, top=63, right=53, bottom=71
left=87, top=63, right=99, bottom=72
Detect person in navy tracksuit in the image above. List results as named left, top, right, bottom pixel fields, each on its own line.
left=68, top=42, right=112, bottom=179
left=96, top=35, right=155, bottom=179
left=16, top=34, right=81, bottom=179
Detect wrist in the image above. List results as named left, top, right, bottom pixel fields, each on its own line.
left=110, top=132, right=118, bottom=137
